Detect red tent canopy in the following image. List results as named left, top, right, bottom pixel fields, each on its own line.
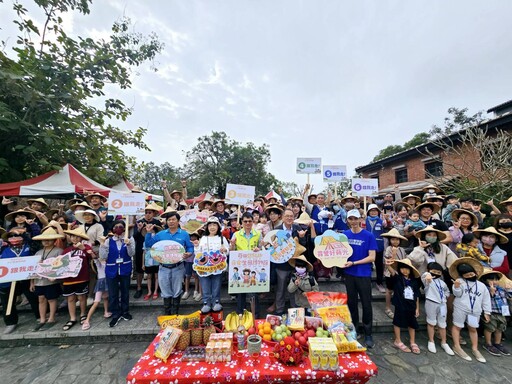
left=185, top=192, right=213, bottom=205
left=0, top=164, right=111, bottom=197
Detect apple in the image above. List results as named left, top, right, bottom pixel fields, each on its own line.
left=307, top=329, right=316, bottom=338
left=294, top=331, right=302, bottom=340
left=298, top=336, right=307, bottom=346
left=248, top=327, right=256, bottom=335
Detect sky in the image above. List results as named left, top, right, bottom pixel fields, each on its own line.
left=2, top=1, right=512, bottom=192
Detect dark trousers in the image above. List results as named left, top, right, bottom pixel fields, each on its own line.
left=375, top=251, right=384, bottom=285
left=236, top=293, right=260, bottom=319
left=107, top=275, right=130, bottom=318
left=345, top=274, right=373, bottom=336
left=0, top=280, right=38, bottom=326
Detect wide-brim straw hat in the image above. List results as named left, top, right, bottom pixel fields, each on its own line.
left=402, top=194, right=421, bottom=204
left=288, top=254, right=313, bottom=272
left=63, top=227, right=90, bottom=240
left=160, top=207, right=178, bottom=219
left=265, top=204, right=284, bottom=215
left=5, top=209, right=36, bottom=222
left=294, top=212, right=316, bottom=225
left=45, top=209, right=60, bottom=220
left=499, top=196, right=512, bottom=206
left=451, top=209, right=478, bottom=228
left=66, top=198, right=83, bottom=208
left=426, top=196, right=445, bottom=203
left=381, top=228, right=408, bottom=242
left=211, top=199, right=225, bottom=209
left=32, top=227, right=65, bottom=240
left=474, top=226, right=509, bottom=244
left=288, top=196, right=303, bottom=204
left=422, top=184, right=441, bottom=193
left=2, top=226, right=26, bottom=240
left=255, top=195, right=268, bottom=203
left=169, top=189, right=182, bottom=199
left=27, top=197, right=49, bottom=209
left=84, top=192, right=107, bottom=203
left=415, top=225, right=447, bottom=241
left=70, top=201, right=92, bottom=211
left=394, top=201, right=412, bottom=212
left=340, top=193, right=357, bottom=203
left=449, top=257, right=484, bottom=280
left=144, top=202, right=162, bottom=214
left=392, top=258, right=420, bottom=279
left=198, top=199, right=213, bottom=211
left=74, top=209, right=100, bottom=224
left=478, top=269, right=504, bottom=282
left=414, top=202, right=440, bottom=214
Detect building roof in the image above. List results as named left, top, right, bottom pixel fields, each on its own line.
left=487, top=99, right=512, bottom=114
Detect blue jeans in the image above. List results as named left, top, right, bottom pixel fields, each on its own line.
left=199, top=274, right=222, bottom=307
left=158, top=264, right=185, bottom=298
left=107, top=274, right=130, bottom=318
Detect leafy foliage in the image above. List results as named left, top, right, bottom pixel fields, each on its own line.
left=0, top=0, right=163, bottom=184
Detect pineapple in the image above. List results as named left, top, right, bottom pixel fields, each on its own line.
left=190, top=317, right=203, bottom=346
left=175, top=318, right=191, bottom=351
left=203, top=315, right=216, bottom=345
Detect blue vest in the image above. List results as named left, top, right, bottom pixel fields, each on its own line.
left=105, top=238, right=132, bottom=278
left=311, top=205, right=329, bottom=235
left=365, top=217, right=384, bottom=252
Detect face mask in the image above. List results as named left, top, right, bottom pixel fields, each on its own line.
left=113, top=227, right=124, bottom=236
left=425, top=236, right=437, bottom=244
left=429, top=272, right=442, bottom=279
left=332, top=205, right=340, bottom=213
left=374, top=199, right=384, bottom=205
left=428, top=189, right=435, bottom=194
left=383, top=205, right=393, bottom=211
left=465, top=275, right=477, bottom=282
left=499, top=222, right=512, bottom=229
left=345, top=203, right=355, bottom=210
left=296, top=267, right=307, bottom=275
left=481, top=235, right=496, bottom=246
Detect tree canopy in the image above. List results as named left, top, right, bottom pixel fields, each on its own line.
left=0, top=0, right=163, bottom=185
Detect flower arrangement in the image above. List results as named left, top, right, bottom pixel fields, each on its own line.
left=273, top=336, right=304, bottom=365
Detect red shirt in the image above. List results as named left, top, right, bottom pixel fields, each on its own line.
left=61, top=244, right=94, bottom=284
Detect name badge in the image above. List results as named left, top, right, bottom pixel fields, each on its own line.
left=440, top=304, right=447, bottom=317
left=501, top=305, right=511, bottom=316
left=116, top=257, right=123, bottom=264
left=467, top=314, right=480, bottom=328
left=404, top=286, right=414, bottom=300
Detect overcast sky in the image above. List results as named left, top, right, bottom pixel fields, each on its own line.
left=2, top=1, right=512, bottom=191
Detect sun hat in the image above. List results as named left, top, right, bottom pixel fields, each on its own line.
left=381, top=228, right=408, bottom=242
left=394, top=201, right=412, bottom=212
left=63, top=227, right=90, bottom=240
left=414, top=202, right=440, bottom=214
left=27, top=197, right=49, bottom=209
left=473, top=226, right=509, bottom=244
left=288, top=196, right=303, bottom=204
left=70, top=201, right=92, bottom=212
left=478, top=269, right=504, bottom=282
left=346, top=209, right=361, bottom=218
left=211, top=199, right=225, bottom=210
left=2, top=226, right=26, bottom=240
left=144, top=202, right=162, bottom=214
left=426, top=196, right=445, bottom=203
left=160, top=206, right=178, bottom=219
left=198, top=199, right=213, bottom=211
left=499, top=196, right=512, bottom=206
left=449, top=257, right=484, bottom=280
left=66, top=198, right=83, bottom=208
left=5, top=209, right=36, bottom=222
left=74, top=209, right=100, bottom=224
left=414, top=225, right=447, bottom=241
left=44, top=209, right=60, bottom=220
left=422, top=184, right=441, bottom=193
left=265, top=204, right=284, bottom=215
left=169, top=189, right=182, bottom=199
left=84, top=192, right=107, bottom=203
left=294, top=212, right=316, bottom=225
left=402, top=194, right=421, bottom=204
left=392, top=258, right=420, bottom=278
left=366, top=204, right=381, bottom=214
left=288, top=254, right=313, bottom=272
left=340, top=193, right=357, bottom=204
left=207, top=216, right=221, bottom=225
left=450, top=209, right=478, bottom=228
left=32, top=227, right=65, bottom=241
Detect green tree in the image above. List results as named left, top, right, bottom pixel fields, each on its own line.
left=0, top=0, right=163, bottom=184
left=129, top=161, right=181, bottom=195
left=182, top=131, right=280, bottom=197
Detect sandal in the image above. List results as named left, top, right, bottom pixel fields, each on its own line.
left=152, top=293, right=158, bottom=300
left=411, top=343, right=421, bottom=354
left=394, top=341, right=411, bottom=353
left=62, top=320, right=77, bottom=331
left=33, top=322, right=46, bottom=332
left=104, top=312, right=112, bottom=319
left=81, top=320, right=91, bottom=330
left=80, top=315, right=87, bottom=324
left=41, top=321, right=56, bottom=330
left=384, top=309, right=394, bottom=319
left=143, top=294, right=151, bottom=301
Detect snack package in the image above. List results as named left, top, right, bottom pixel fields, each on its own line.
left=316, top=305, right=352, bottom=328
left=158, top=310, right=201, bottom=330
left=182, top=346, right=206, bottom=362
left=304, top=292, right=347, bottom=316
left=287, top=308, right=305, bottom=331
left=304, top=316, right=324, bottom=330
left=308, top=337, right=339, bottom=371
left=154, top=326, right=183, bottom=362
left=328, top=321, right=366, bottom=353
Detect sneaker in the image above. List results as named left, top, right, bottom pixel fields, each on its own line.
left=86, top=297, right=94, bottom=306
left=3, top=325, right=16, bottom=334
left=493, top=343, right=511, bottom=356
left=364, top=335, right=375, bottom=349
left=453, top=346, right=472, bottom=361
left=133, top=290, right=142, bottom=299
left=472, top=349, right=486, bottom=363
left=483, top=344, right=501, bottom=356
left=376, top=284, right=386, bottom=294
left=427, top=341, right=437, bottom=354
left=192, top=291, right=199, bottom=300
left=212, top=302, right=223, bottom=312
left=194, top=293, right=202, bottom=302
left=182, top=291, right=190, bottom=300
left=201, top=304, right=212, bottom=313
left=122, top=313, right=133, bottom=321
left=109, top=317, right=122, bottom=328
left=441, top=343, right=454, bottom=356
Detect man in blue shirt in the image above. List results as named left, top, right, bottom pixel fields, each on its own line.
left=145, top=211, right=194, bottom=315
left=343, top=209, right=377, bottom=348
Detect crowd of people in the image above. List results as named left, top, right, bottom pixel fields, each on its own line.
left=0, top=182, right=511, bottom=364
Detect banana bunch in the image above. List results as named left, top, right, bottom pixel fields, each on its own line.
left=224, top=310, right=254, bottom=332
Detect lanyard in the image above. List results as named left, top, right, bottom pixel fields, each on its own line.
left=466, top=281, right=478, bottom=314
left=433, top=278, right=444, bottom=301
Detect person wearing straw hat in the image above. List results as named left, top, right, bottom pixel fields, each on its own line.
left=133, top=202, right=162, bottom=299
left=426, top=196, right=445, bottom=221
left=60, top=227, right=95, bottom=331
left=66, top=201, right=92, bottom=224
left=401, top=194, right=421, bottom=209
left=499, top=196, right=512, bottom=216
left=422, top=184, right=441, bottom=201
left=406, top=202, right=452, bottom=246
left=287, top=254, right=318, bottom=314
left=211, top=199, right=230, bottom=224
left=386, top=259, right=421, bottom=354
left=265, top=204, right=283, bottom=231
left=449, top=257, right=490, bottom=363
left=494, top=213, right=512, bottom=272
left=479, top=270, right=512, bottom=357
left=381, top=229, right=408, bottom=319
left=303, top=190, right=332, bottom=236
left=0, top=227, right=39, bottom=334
left=343, top=209, right=378, bottom=349
left=30, top=227, right=64, bottom=331
left=441, top=194, right=460, bottom=225
left=25, top=197, right=50, bottom=228
left=448, top=209, right=479, bottom=252
left=161, top=180, right=188, bottom=210
left=474, top=227, right=509, bottom=275
left=84, top=192, right=112, bottom=234
left=4, top=209, right=41, bottom=243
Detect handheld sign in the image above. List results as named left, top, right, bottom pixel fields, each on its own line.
left=323, top=165, right=347, bottom=182
left=225, top=183, right=255, bottom=206
left=351, top=178, right=378, bottom=197
left=0, top=256, right=40, bottom=284
left=178, top=209, right=209, bottom=234
left=150, top=240, right=185, bottom=265
left=262, top=230, right=296, bottom=264
left=296, top=158, right=322, bottom=174
left=193, top=250, right=228, bottom=277
left=35, top=252, right=83, bottom=279
left=108, top=192, right=146, bottom=216
left=228, top=250, right=270, bottom=294
left=313, top=230, right=353, bottom=268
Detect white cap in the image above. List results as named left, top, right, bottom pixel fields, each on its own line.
left=347, top=209, right=361, bottom=218
left=366, top=204, right=381, bottom=213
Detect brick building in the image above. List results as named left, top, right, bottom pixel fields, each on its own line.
left=355, top=100, right=512, bottom=194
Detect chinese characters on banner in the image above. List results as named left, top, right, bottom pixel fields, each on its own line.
left=296, top=157, right=322, bottom=174
left=313, top=230, right=353, bottom=268
left=0, top=256, right=40, bottom=283
left=150, top=240, right=185, bottom=265
left=323, top=165, right=347, bottom=182
left=263, top=230, right=296, bottom=264
left=192, top=250, right=228, bottom=277
left=108, top=192, right=146, bottom=215
left=35, top=252, right=83, bottom=279
left=228, top=250, right=270, bottom=294
left=351, top=178, right=379, bottom=197
left=225, top=183, right=255, bottom=206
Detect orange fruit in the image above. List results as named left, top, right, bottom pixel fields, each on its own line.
left=258, top=323, right=264, bottom=330
left=263, top=325, right=272, bottom=334
left=258, top=329, right=265, bottom=337
left=263, top=334, right=272, bottom=341
left=263, top=321, right=271, bottom=328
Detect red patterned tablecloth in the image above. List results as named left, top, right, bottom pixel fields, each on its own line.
left=126, top=331, right=378, bottom=384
